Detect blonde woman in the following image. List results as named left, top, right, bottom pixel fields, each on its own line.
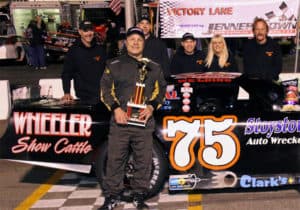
left=205, top=34, right=238, bottom=72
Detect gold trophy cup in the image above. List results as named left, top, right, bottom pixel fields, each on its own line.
left=127, top=58, right=150, bottom=127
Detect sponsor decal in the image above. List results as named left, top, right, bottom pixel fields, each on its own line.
left=165, top=85, right=180, bottom=100
left=11, top=112, right=93, bottom=155
left=161, top=100, right=172, bottom=111
left=163, top=115, right=240, bottom=171
left=244, top=117, right=300, bottom=138
left=240, top=175, right=288, bottom=188
left=169, top=174, right=201, bottom=190
left=14, top=112, right=92, bottom=137
left=160, top=0, right=299, bottom=38
left=12, top=137, right=92, bottom=154
left=244, top=117, right=300, bottom=145
left=180, top=83, right=192, bottom=113
left=288, top=177, right=295, bottom=184
left=149, top=157, right=160, bottom=189
left=246, top=137, right=300, bottom=145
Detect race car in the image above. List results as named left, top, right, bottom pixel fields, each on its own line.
left=1, top=72, right=300, bottom=199
left=44, top=30, right=79, bottom=61
left=0, top=35, right=26, bottom=62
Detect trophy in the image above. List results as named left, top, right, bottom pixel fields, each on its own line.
left=127, top=58, right=150, bottom=127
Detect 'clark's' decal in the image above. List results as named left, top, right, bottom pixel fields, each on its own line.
left=11, top=112, right=93, bottom=155
left=163, top=115, right=240, bottom=171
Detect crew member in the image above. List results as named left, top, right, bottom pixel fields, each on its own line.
left=61, top=20, right=106, bottom=104
left=137, top=15, right=170, bottom=79
left=205, top=34, right=238, bottom=72
left=170, top=32, right=206, bottom=74
left=243, top=18, right=282, bottom=80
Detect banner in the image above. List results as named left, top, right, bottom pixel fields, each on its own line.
left=160, top=0, right=300, bottom=38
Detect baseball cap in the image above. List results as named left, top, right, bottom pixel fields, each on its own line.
left=79, top=20, right=94, bottom=31
left=139, top=15, right=151, bottom=23
left=182, top=32, right=196, bottom=41
left=126, top=27, right=145, bottom=39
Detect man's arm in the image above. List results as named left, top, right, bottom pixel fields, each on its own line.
left=159, top=40, right=171, bottom=78
left=101, top=66, right=128, bottom=124
left=170, top=54, right=180, bottom=75
left=272, top=42, right=282, bottom=80
left=61, top=49, right=75, bottom=99
left=148, top=67, right=167, bottom=110
left=242, top=42, right=251, bottom=74
left=140, top=67, right=166, bottom=121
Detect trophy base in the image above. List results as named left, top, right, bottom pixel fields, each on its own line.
left=127, top=103, right=147, bottom=127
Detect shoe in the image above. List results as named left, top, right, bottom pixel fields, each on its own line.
left=34, top=67, right=39, bottom=70
left=40, top=66, right=47, bottom=70
left=133, top=193, right=149, bottom=210
left=98, top=195, right=120, bottom=210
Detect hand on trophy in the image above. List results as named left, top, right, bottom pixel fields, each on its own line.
left=139, top=105, right=154, bottom=122
left=114, top=107, right=129, bottom=124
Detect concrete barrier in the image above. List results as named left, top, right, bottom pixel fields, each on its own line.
left=0, top=80, right=11, bottom=120
left=39, top=78, right=77, bottom=99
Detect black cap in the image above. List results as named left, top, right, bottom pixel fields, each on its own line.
left=79, top=20, right=93, bottom=31
left=182, top=32, right=196, bottom=41
left=126, top=27, right=145, bottom=39
left=139, top=15, right=151, bottom=23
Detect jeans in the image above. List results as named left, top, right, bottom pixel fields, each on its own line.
left=30, top=45, right=46, bottom=67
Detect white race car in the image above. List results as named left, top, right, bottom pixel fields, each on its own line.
left=0, top=35, right=25, bottom=62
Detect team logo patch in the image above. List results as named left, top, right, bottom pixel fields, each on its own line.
left=265, top=51, right=273, bottom=56
left=94, top=55, right=101, bottom=61
left=196, top=59, right=203, bottom=65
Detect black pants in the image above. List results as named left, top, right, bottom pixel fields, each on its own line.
left=102, top=118, right=154, bottom=196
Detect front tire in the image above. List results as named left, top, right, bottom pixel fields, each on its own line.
left=95, top=139, right=168, bottom=199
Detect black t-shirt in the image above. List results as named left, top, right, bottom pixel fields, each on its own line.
left=243, top=37, right=282, bottom=80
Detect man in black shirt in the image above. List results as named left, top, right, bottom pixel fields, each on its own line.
left=137, top=15, right=170, bottom=79
left=243, top=18, right=282, bottom=80
left=61, top=20, right=106, bottom=104
left=170, top=32, right=206, bottom=74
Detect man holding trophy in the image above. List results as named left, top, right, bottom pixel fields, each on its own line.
left=100, top=26, right=166, bottom=210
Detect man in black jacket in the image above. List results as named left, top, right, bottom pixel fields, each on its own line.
left=61, top=20, right=106, bottom=104
left=243, top=18, right=282, bottom=80
left=170, top=32, right=206, bottom=74
left=99, top=27, right=166, bottom=210
left=137, top=15, right=170, bottom=79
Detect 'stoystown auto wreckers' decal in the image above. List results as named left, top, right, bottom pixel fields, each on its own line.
left=163, top=115, right=240, bottom=171
left=244, top=117, right=300, bottom=145
left=12, top=112, right=93, bottom=154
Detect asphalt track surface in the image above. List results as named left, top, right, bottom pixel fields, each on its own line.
left=1, top=158, right=300, bottom=210
left=1, top=60, right=300, bottom=210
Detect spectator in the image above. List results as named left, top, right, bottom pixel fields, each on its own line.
left=205, top=34, right=238, bottom=72
left=99, top=27, right=166, bottom=210
left=57, top=21, right=72, bottom=33
left=107, top=31, right=126, bottom=58
left=137, top=15, right=170, bottom=79
left=26, top=15, right=47, bottom=70
left=170, top=32, right=206, bottom=74
left=24, top=20, right=35, bottom=66
left=243, top=18, right=282, bottom=80
left=61, top=20, right=106, bottom=104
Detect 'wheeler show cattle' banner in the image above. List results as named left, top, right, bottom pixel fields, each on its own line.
left=159, top=0, right=300, bottom=38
